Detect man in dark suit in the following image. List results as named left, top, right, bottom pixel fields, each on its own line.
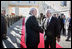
left=1, top=10, right=7, bottom=40
left=40, top=13, right=46, bottom=24
left=66, top=16, right=71, bottom=41
left=1, top=14, right=7, bottom=48
left=56, top=14, right=61, bottom=34
left=42, top=9, right=60, bottom=48
left=60, top=14, right=66, bottom=36
left=25, top=8, right=43, bottom=48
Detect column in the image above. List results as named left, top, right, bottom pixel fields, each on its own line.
left=15, top=6, right=19, bottom=16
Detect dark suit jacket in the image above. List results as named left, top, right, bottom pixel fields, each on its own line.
left=25, top=16, right=43, bottom=46
left=60, top=18, right=64, bottom=28
left=1, top=15, right=7, bottom=36
left=43, top=17, right=60, bottom=39
left=0, top=15, right=7, bottom=48
left=68, top=18, right=71, bottom=30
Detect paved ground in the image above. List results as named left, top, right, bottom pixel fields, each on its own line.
left=57, top=35, right=71, bottom=48
left=57, top=20, right=71, bottom=48
left=2, top=18, right=23, bottom=48
left=2, top=18, right=71, bottom=48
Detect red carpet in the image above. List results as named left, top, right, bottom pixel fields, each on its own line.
left=20, top=18, right=27, bottom=48
left=20, top=18, right=63, bottom=48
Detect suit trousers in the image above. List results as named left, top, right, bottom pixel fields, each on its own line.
left=26, top=42, right=39, bottom=48
left=0, top=40, right=3, bottom=48
left=44, top=36, right=56, bottom=48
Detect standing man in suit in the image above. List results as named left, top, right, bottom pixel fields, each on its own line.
left=60, top=14, right=66, bottom=36
left=25, top=8, right=43, bottom=48
left=42, top=9, right=60, bottom=48
left=66, top=11, right=71, bottom=41
left=1, top=14, right=7, bottom=48
left=1, top=10, right=7, bottom=40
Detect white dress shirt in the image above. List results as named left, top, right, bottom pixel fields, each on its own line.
left=44, top=16, right=52, bottom=30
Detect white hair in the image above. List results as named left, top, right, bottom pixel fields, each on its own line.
left=29, top=8, right=37, bottom=15
left=45, top=9, right=54, bottom=17
left=45, top=9, right=53, bottom=14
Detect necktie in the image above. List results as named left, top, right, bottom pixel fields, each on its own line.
left=46, top=19, right=49, bottom=30
left=47, top=19, right=49, bottom=26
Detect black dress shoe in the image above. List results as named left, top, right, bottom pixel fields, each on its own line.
left=65, top=39, right=71, bottom=41
left=2, top=37, right=7, bottom=40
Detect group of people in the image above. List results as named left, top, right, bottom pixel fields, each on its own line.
left=25, top=8, right=61, bottom=48
left=0, top=7, right=71, bottom=48
left=53, top=13, right=71, bottom=41
left=1, top=10, right=7, bottom=48
left=65, top=12, right=71, bottom=41
left=0, top=10, right=23, bottom=48
left=25, top=8, right=71, bottom=48
left=6, top=15, right=23, bottom=28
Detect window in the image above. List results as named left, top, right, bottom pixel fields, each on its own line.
left=29, top=1, right=35, bottom=4
left=61, top=1, right=67, bottom=6
left=11, top=1, right=17, bottom=3
left=47, top=6, right=49, bottom=9
left=11, top=7, right=15, bottom=14
left=18, top=1, right=21, bottom=3
left=29, top=1, right=30, bottom=3
left=34, top=1, right=35, bottom=4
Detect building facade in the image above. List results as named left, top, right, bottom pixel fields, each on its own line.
left=1, top=1, right=71, bottom=17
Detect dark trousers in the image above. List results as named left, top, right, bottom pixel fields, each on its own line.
left=63, top=26, right=66, bottom=35
left=0, top=40, right=3, bottom=48
left=26, top=42, right=39, bottom=48
left=61, top=24, right=66, bottom=35
left=44, top=37, right=56, bottom=48
left=66, top=30, right=71, bottom=40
